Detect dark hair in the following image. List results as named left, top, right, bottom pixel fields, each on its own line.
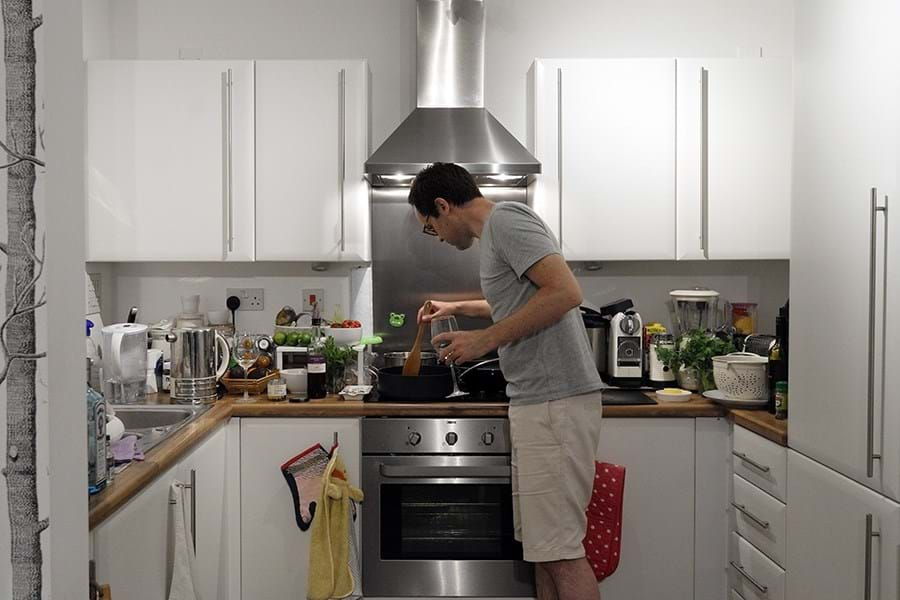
left=408, top=162, right=482, bottom=217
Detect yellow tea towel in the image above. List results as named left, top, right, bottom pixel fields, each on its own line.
left=307, top=449, right=364, bottom=600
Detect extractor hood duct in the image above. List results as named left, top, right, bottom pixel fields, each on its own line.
left=365, top=0, right=541, bottom=187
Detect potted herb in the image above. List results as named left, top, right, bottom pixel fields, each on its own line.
left=654, top=329, right=736, bottom=392
left=323, top=336, right=354, bottom=394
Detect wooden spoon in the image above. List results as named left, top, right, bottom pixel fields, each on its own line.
left=402, top=301, right=433, bottom=377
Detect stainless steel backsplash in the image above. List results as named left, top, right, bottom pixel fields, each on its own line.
left=371, top=186, right=527, bottom=351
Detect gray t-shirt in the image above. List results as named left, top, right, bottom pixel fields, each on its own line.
left=479, top=202, right=604, bottom=405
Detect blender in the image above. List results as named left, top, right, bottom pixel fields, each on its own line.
left=101, top=322, right=149, bottom=404
left=667, top=288, right=720, bottom=337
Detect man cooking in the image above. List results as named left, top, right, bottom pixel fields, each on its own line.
left=409, top=162, right=604, bottom=600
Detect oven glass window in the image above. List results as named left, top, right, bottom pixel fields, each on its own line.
left=380, top=483, right=522, bottom=560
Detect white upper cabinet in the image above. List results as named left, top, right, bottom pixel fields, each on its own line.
left=255, top=60, right=370, bottom=262
left=86, top=60, right=255, bottom=261
left=530, top=59, right=677, bottom=260
left=791, top=0, right=900, bottom=497
left=676, top=58, right=793, bottom=260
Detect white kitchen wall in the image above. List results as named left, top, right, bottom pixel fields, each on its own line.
left=82, top=0, right=792, bottom=333
left=573, top=260, right=790, bottom=335
left=88, top=262, right=361, bottom=334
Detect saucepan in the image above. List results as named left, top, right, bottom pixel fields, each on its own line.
left=374, top=357, right=506, bottom=400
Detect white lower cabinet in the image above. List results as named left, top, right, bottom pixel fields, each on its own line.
left=596, top=418, right=696, bottom=600
left=787, top=450, right=900, bottom=600
left=239, top=418, right=361, bottom=600
left=91, top=425, right=228, bottom=600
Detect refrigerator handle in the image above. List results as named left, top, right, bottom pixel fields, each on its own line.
left=868, top=188, right=886, bottom=477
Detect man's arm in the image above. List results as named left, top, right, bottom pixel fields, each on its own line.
left=432, top=253, right=582, bottom=363
left=418, top=299, right=492, bottom=322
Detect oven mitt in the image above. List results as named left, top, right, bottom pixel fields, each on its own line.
left=280, top=443, right=331, bottom=531
left=583, top=461, right=626, bottom=582
left=308, top=447, right=364, bottom=600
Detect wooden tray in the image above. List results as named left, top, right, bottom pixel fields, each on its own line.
left=221, top=370, right=280, bottom=395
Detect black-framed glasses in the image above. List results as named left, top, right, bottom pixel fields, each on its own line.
left=422, top=216, right=439, bottom=237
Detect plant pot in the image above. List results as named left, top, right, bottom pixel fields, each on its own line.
left=677, top=367, right=700, bottom=391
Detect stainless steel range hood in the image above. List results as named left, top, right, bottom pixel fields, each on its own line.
left=365, top=0, right=540, bottom=187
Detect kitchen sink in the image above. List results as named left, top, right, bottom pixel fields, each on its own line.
left=111, top=404, right=210, bottom=459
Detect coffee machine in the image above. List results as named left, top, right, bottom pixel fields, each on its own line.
left=581, top=298, right=636, bottom=383
left=608, top=309, right=643, bottom=387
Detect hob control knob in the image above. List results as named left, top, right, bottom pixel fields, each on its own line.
left=408, top=431, right=422, bottom=446
left=445, top=431, right=458, bottom=446
left=482, top=431, right=495, bottom=445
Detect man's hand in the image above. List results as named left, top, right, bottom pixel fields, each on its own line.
left=417, top=300, right=456, bottom=323
left=431, top=329, right=496, bottom=365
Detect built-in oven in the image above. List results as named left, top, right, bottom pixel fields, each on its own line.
left=362, top=417, right=535, bottom=598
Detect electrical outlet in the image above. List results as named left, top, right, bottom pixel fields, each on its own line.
left=302, top=289, right=325, bottom=313
left=226, top=288, right=264, bottom=311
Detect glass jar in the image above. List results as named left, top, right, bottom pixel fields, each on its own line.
left=731, top=302, right=759, bottom=335
left=267, top=376, right=288, bottom=402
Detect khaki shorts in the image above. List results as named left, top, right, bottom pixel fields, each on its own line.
left=509, top=391, right=603, bottom=563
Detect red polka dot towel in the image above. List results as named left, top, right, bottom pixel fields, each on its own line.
left=583, top=461, right=625, bottom=581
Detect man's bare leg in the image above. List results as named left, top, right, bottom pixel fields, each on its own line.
left=540, top=557, right=600, bottom=600
left=535, top=563, right=559, bottom=600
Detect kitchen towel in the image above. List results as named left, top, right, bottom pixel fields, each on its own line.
left=111, top=435, right=144, bottom=464
left=583, top=462, right=626, bottom=582
left=307, top=444, right=364, bottom=600
left=281, top=443, right=331, bottom=530
left=167, top=480, right=201, bottom=600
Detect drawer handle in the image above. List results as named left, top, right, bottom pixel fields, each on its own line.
left=731, top=589, right=747, bottom=600
left=733, top=451, right=771, bottom=473
left=731, top=502, right=771, bottom=530
left=730, top=560, right=769, bottom=595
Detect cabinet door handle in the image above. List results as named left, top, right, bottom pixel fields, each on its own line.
left=730, top=561, right=768, bottom=595
left=221, top=68, right=234, bottom=256
left=731, top=502, right=770, bottom=530
left=864, top=513, right=881, bottom=600
left=700, top=67, right=709, bottom=258
left=556, top=67, right=563, bottom=249
left=339, top=68, right=346, bottom=253
left=731, top=589, right=747, bottom=600
left=732, top=451, right=770, bottom=473
left=867, top=188, right=887, bottom=477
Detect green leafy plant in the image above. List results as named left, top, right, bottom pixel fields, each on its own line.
left=323, top=336, right=354, bottom=393
left=655, top=329, right=736, bottom=391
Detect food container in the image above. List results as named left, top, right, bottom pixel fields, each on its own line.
left=712, top=352, right=768, bottom=400
left=730, top=303, right=759, bottom=335
left=281, top=368, right=308, bottom=394
left=267, top=376, right=287, bottom=401
left=655, top=388, right=692, bottom=402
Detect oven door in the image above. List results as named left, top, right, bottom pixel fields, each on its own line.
left=362, top=454, right=535, bottom=598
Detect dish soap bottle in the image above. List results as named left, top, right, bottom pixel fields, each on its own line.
left=87, top=358, right=108, bottom=494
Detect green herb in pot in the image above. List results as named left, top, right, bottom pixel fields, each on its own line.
left=654, top=329, right=735, bottom=392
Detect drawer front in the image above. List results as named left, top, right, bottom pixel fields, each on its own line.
left=733, top=426, right=787, bottom=502
left=732, top=474, right=787, bottom=567
left=729, top=532, right=786, bottom=600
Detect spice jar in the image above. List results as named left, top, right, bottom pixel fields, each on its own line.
left=267, top=376, right=288, bottom=402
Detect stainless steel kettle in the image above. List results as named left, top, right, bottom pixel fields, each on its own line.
left=165, top=327, right=230, bottom=404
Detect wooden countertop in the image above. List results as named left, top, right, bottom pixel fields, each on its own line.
left=89, top=390, right=781, bottom=529
left=729, top=408, right=788, bottom=446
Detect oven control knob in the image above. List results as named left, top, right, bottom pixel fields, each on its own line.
left=445, top=431, right=458, bottom=446
left=407, top=432, right=422, bottom=446
left=482, top=432, right=495, bottom=445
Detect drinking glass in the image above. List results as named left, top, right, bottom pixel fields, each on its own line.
left=232, top=332, right=260, bottom=401
left=430, top=316, right=468, bottom=398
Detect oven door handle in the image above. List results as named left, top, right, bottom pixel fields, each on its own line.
left=378, top=464, right=511, bottom=479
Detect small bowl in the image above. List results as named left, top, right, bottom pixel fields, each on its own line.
left=655, top=388, right=692, bottom=402
left=322, top=326, right=362, bottom=346
left=282, top=368, right=307, bottom=393
left=207, top=310, right=230, bottom=325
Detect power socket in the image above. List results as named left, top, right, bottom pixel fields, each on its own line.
left=226, top=288, right=264, bottom=311
left=302, top=289, right=325, bottom=313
